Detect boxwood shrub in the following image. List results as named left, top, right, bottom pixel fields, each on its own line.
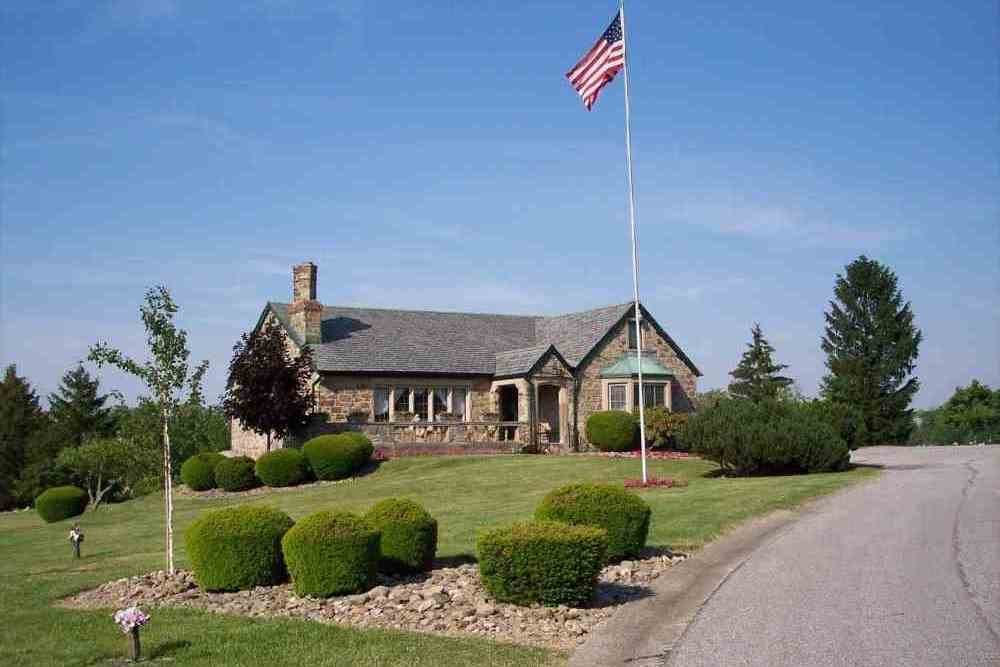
left=585, top=411, right=638, bottom=452
left=477, top=521, right=608, bottom=606
left=180, top=452, right=227, bottom=491
left=255, top=448, right=309, bottom=487
left=364, top=498, right=437, bottom=573
left=281, top=511, right=380, bottom=597
left=214, top=456, right=259, bottom=492
left=185, top=505, right=294, bottom=591
left=535, top=483, right=651, bottom=562
left=302, top=433, right=373, bottom=481
left=35, top=486, right=88, bottom=523
left=680, top=398, right=850, bottom=475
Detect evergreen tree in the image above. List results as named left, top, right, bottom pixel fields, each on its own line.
left=48, top=365, right=113, bottom=448
left=0, top=365, right=44, bottom=509
left=224, top=320, right=314, bottom=453
left=820, top=256, right=922, bottom=448
left=728, top=323, right=793, bottom=402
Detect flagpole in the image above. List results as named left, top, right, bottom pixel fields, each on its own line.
left=619, top=0, right=648, bottom=484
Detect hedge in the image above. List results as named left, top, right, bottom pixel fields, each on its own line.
left=477, top=521, right=607, bottom=606
left=535, top=483, right=650, bottom=562
left=680, top=398, right=850, bottom=475
left=364, top=498, right=437, bottom=573
left=281, top=511, right=380, bottom=597
left=302, top=433, right=373, bottom=481
left=255, top=448, right=309, bottom=487
left=185, top=505, right=294, bottom=591
left=35, top=486, right=88, bottom=523
left=214, top=456, right=260, bottom=492
left=180, top=452, right=227, bottom=491
left=585, top=411, right=638, bottom=452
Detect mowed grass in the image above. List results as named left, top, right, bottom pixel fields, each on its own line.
left=0, top=454, right=876, bottom=666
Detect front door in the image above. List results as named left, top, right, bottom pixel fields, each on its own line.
left=538, top=385, right=561, bottom=443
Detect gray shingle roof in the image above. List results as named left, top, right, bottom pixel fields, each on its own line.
left=264, top=300, right=700, bottom=377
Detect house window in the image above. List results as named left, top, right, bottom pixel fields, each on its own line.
left=627, top=319, right=641, bottom=350
left=433, top=388, right=449, bottom=420
left=394, top=387, right=411, bottom=415
left=412, top=388, right=429, bottom=421
left=452, top=388, right=467, bottom=421
left=373, top=387, right=390, bottom=422
left=608, top=383, right=627, bottom=411
left=633, top=382, right=665, bottom=409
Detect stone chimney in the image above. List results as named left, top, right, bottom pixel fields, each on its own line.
left=288, top=262, right=322, bottom=344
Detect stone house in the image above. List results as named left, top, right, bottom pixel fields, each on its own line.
left=231, top=262, right=701, bottom=458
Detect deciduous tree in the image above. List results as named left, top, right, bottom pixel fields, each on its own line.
left=820, top=256, right=922, bottom=448
left=88, top=286, right=207, bottom=573
left=224, top=320, right=313, bottom=453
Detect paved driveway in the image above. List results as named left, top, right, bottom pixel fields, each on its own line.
left=667, top=446, right=999, bottom=666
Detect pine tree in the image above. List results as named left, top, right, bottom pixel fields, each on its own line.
left=48, top=365, right=113, bottom=448
left=0, top=365, right=44, bottom=509
left=224, top=320, right=314, bottom=453
left=728, top=323, right=793, bottom=402
left=820, top=256, right=922, bottom=448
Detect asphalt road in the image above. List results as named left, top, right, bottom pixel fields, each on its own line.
left=667, top=446, right=1000, bottom=667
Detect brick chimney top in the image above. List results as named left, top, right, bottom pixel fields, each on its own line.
left=289, top=262, right=321, bottom=345
left=292, top=262, right=317, bottom=302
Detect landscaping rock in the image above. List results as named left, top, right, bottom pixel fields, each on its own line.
left=60, top=547, right=687, bottom=651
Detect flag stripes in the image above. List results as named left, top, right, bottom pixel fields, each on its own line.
left=566, top=12, right=624, bottom=111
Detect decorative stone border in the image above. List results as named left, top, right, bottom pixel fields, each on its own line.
left=61, top=550, right=687, bottom=651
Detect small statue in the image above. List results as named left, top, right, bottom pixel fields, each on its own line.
left=69, top=524, right=84, bottom=559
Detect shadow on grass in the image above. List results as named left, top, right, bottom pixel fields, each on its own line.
left=433, top=554, right=477, bottom=568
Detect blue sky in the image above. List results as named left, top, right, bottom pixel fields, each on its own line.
left=2, top=0, right=997, bottom=408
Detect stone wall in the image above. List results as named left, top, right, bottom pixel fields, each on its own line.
left=574, top=318, right=698, bottom=449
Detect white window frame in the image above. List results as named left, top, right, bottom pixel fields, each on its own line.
left=608, top=383, right=628, bottom=411
left=383, top=384, right=471, bottom=423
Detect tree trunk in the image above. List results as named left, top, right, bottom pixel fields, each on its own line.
left=162, top=408, right=174, bottom=574
left=266, top=430, right=272, bottom=453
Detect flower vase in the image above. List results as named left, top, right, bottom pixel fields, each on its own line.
left=129, top=627, right=141, bottom=662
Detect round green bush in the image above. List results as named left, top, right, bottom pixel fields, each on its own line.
left=281, top=511, right=380, bottom=597
left=364, top=498, right=437, bottom=573
left=214, top=456, right=260, bottom=492
left=185, top=505, right=294, bottom=591
left=585, top=411, right=638, bottom=452
left=255, top=448, right=309, bottom=487
left=477, top=521, right=608, bottom=606
left=302, top=433, right=374, bottom=481
left=180, top=452, right=227, bottom=491
left=35, top=486, right=88, bottom=523
left=535, top=483, right=650, bottom=562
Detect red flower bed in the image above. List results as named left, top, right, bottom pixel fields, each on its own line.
left=623, top=477, right=689, bottom=489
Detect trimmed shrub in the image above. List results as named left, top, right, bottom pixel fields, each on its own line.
left=535, top=483, right=650, bottom=562
left=281, top=511, right=380, bottom=597
left=585, top=411, right=638, bottom=452
left=477, top=521, right=607, bottom=606
left=185, top=505, right=294, bottom=591
left=679, top=399, right=850, bottom=476
left=302, top=433, right=373, bottom=481
left=35, top=486, right=88, bottom=523
left=214, top=456, right=260, bottom=492
left=365, top=498, right=437, bottom=573
left=180, top=452, right=226, bottom=491
left=255, top=448, right=308, bottom=487
left=643, top=407, right=689, bottom=450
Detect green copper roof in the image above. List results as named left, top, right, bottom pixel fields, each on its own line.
left=600, top=353, right=675, bottom=378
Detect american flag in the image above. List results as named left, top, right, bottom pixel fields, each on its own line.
left=566, top=12, right=624, bottom=111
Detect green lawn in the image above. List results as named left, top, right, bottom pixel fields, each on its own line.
left=0, top=455, right=876, bottom=666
